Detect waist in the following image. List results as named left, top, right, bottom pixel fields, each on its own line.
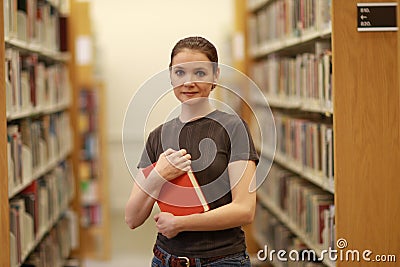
left=153, top=245, right=245, bottom=267
left=156, top=228, right=245, bottom=257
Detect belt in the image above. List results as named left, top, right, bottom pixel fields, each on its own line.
left=153, top=245, right=229, bottom=267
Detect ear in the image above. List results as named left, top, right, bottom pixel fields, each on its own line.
left=214, top=67, right=220, bottom=82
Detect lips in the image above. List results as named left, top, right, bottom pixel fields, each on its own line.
left=182, top=92, right=198, bottom=96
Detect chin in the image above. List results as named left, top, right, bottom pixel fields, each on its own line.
left=181, top=97, right=208, bottom=105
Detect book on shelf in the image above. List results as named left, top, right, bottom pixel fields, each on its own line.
left=8, top=124, right=23, bottom=188
left=254, top=203, right=328, bottom=266
left=10, top=197, right=35, bottom=265
left=4, top=0, right=68, bottom=51
left=307, top=193, right=333, bottom=245
left=10, top=163, right=75, bottom=265
left=81, top=203, right=102, bottom=227
left=21, top=181, right=39, bottom=235
left=259, top=164, right=335, bottom=251
left=250, top=48, right=332, bottom=111
left=248, top=0, right=332, bottom=50
left=273, top=112, right=333, bottom=181
left=142, top=163, right=210, bottom=216
left=5, top=48, right=71, bottom=116
left=7, top=113, right=73, bottom=194
left=20, top=215, right=77, bottom=267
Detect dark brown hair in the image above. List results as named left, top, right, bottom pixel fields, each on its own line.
left=169, top=36, right=218, bottom=73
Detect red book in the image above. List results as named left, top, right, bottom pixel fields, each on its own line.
left=142, top=163, right=209, bottom=216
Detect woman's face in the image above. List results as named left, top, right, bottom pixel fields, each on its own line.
left=170, top=49, right=218, bottom=104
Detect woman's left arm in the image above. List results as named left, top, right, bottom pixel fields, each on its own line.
left=154, top=160, right=256, bottom=238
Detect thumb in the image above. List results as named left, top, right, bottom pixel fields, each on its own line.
left=154, top=213, right=160, bottom=222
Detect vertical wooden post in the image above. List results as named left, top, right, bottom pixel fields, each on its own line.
left=332, top=0, right=400, bottom=266
left=0, top=0, right=10, bottom=265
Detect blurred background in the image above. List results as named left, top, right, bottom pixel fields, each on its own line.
left=6, top=1, right=397, bottom=267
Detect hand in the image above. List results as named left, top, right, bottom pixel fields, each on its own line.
left=155, top=149, right=191, bottom=181
left=154, top=212, right=181, bottom=239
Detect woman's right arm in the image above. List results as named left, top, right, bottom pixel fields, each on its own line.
left=125, top=149, right=191, bottom=229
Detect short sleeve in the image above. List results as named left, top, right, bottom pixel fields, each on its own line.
left=229, top=119, right=259, bottom=165
left=137, top=130, right=158, bottom=169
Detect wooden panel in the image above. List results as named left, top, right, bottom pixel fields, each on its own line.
left=95, top=82, right=111, bottom=260
left=70, top=0, right=94, bottom=87
left=0, top=0, right=10, bottom=265
left=68, top=0, right=82, bottom=259
left=332, top=0, right=400, bottom=266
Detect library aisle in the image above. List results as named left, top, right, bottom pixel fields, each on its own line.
left=2, top=0, right=399, bottom=267
left=84, top=209, right=157, bottom=267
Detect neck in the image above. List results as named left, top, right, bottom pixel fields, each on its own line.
left=179, top=98, right=215, bottom=122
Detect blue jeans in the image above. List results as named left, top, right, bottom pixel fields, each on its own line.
left=151, top=246, right=251, bottom=267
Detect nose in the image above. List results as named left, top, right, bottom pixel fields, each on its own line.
left=183, top=81, right=195, bottom=87
left=182, top=72, right=198, bottom=87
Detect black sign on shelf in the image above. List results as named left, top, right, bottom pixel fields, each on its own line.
left=357, top=3, right=398, bottom=31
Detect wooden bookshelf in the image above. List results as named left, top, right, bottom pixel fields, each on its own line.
left=0, top=0, right=81, bottom=266
left=0, top=2, right=10, bottom=267
left=332, top=1, right=400, bottom=266
left=68, top=0, right=110, bottom=260
left=244, top=0, right=400, bottom=266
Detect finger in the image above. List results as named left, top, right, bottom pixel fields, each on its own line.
left=167, top=153, right=189, bottom=167
left=171, top=152, right=191, bottom=163
left=169, top=149, right=186, bottom=159
left=182, top=165, right=191, bottom=172
left=173, top=155, right=191, bottom=166
left=164, top=148, right=175, bottom=156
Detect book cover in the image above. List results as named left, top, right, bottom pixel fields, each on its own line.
left=21, top=181, right=38, bottom=235
left=142, top=163, right=209, bottom=216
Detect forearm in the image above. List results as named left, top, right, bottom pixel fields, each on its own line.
left=125, top=170, right=165, bottom=229
left=176, top=196, right=256, bottom=232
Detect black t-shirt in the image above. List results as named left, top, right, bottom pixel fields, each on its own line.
left=138, top=110, right=259, bottom=258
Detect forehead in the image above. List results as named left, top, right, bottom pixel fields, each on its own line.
left=172, top=49, right=211, bottom=66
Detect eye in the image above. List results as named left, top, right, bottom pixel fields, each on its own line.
left=175, top=69, right=185, bottom=76
left=195, top=70, right=206, bottom=77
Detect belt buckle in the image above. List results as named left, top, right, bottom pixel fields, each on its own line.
left=177, top=256, right=190, bottom=267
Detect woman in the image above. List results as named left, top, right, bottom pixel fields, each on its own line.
left=125, top=36, right=258, bottom=267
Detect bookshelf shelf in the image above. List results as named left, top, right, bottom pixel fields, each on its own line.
left=257, top=190, right=335, bottom=267
left=253, top=94, right=333, bottom=115
left=250, top=27, right=332, bottom=59
left=258, top=146, right=334, bottom=194
left=247, top=0, right=273, bottom=12
left=273, top=153, right=334, bottom=194
left=18, top=198, right=74, bottom=267
left=5, top=37, right=71, bottom=62
left=9, top=149, right=72, bottom=199
left=7, top=102, right=71, bottom=122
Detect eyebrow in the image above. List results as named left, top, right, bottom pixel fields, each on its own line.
left=172, top=66, right=209, bottom=71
